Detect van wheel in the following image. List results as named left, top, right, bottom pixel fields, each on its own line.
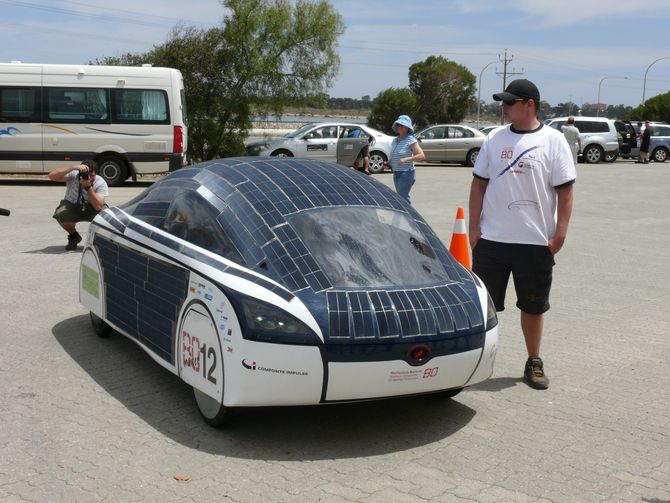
left=97, top=155, right=128, bottom=186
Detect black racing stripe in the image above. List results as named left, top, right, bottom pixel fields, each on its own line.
left=0, top=151, right=178, bottom=163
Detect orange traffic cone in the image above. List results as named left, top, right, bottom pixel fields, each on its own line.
left=449, top=207, right=471, bottom=269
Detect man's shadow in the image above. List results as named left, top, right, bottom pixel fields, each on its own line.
left=24, top=245, right=82, bottom=255
left=54, top=314, right=478, bottom=461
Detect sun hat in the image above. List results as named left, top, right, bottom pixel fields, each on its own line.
left=392, top=115, right=414, bottom=133
left=493, top=79, right=540, bottom=103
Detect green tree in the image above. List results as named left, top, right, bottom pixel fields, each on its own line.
left=408, top=56, right=476, bottom=126
left=95, top=0, right=344, bottom=162
left=367, top=88, right=417, bottom=135
left=628, top=92, right=670, bottom=121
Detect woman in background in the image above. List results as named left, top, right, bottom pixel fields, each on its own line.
left=389, top=115, right=425, bottom=204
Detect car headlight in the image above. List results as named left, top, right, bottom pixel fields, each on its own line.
left=236, top=294, right=320, bottom=344
left=485, top=291, right=498, bottom=331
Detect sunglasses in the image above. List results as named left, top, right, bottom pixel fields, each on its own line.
left=502, top=98, right=530, bottom=106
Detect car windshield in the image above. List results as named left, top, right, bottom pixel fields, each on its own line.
left=288, top=207, right=449, bottom=288
left=285, top=123, right=316, bottom=138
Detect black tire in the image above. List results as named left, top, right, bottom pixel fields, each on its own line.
left=437, top=387, right=464, bottom=399
left=368, top=151, right=388, bottom=174
left=652, top=147, right=668, bottom=162
left=194, top=388, right=230, bottom=427
left=465, top=148, right=480, bottom=167
left=89, top=312, right=112, bottom=338
left=582, top=145, right=604, bottom=164
left=270, top=149, right=293, bottom=157
left=604, top=152, right=617, bottom=163
left=97, top=155, right=128, bottom=186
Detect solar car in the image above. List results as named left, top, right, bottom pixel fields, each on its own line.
left=79, top=157, right=498, bottom=427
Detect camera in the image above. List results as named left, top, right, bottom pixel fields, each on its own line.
left=78, top=171, right=89, bottom=180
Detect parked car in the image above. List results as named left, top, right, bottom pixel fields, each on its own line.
left=414, top=124, right=486, bottom=166
left=479, top=125, right=502, bottom=136
left=245, top=122, right=394, bottom=174
left=623, top=123, right=670, bottom=162
left=546, top=116, right=619, bottom=163
left=79, top=157, right=499, bottom=427
left=613, top=120, right=637, bottom=156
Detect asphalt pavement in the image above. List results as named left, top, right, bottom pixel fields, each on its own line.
left=0, top=159, right=669, bottom=502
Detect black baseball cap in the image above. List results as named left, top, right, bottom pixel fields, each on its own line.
left=493, top=79, right=540, bottom=103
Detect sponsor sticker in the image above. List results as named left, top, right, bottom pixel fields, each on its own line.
left=81, top=265, right=99, bottom=299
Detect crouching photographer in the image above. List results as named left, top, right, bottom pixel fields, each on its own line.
left=49, top=160, right=109, bottom=250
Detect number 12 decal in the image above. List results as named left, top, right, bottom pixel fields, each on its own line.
left=182, top=330, right=217, bottom=384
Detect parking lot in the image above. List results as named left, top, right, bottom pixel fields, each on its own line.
left=1, top=158, right=669, bottom=503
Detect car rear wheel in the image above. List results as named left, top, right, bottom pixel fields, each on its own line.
left=583, top=145, right=604, bottom=164
left=89, top=312, right=112, bottom=338
left=194, top=388, right=230, bottom=427
left=368, top=151, right=388, bottom=174
left=97, top=155, right=129, bottom=186
left=652, top=147, right=668, bottom=162
left=465, top=148, right=480, bottom=167
left=270, top=149, right=293, bottom=157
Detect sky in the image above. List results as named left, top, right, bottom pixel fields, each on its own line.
left=2, top=0, right=670, bottom=109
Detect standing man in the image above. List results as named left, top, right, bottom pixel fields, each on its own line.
left=638, top=119, right=651, bottom=164
left=468, top=79, right=576, bottom=390
left=49, top=160, right=109, bottom=250
left=561, top=116, right=581, bottom=166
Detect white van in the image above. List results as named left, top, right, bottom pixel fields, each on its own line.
left=0, top=62, right=187, bottom=185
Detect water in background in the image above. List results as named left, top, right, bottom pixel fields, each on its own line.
left=252, top=115, right=366, bottom=124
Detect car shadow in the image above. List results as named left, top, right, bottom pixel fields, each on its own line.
left=53, top=314, right=477, bottom=460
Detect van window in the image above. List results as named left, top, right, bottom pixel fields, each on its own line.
left=0, top=87, right=40, bottom=122
left=46, top=87, right=108, bottom=122
left=111, top=89, right=170, bottom=124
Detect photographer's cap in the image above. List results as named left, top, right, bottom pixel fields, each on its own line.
left=493, top=79, right=540, bottom=103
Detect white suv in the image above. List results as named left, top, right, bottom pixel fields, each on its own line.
left=546, top=116, right=620, bottom=163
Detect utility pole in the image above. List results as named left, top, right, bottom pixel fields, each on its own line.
left=495, top=48, right=523, bottom=124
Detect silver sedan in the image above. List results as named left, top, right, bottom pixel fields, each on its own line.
left=245, top=122, right=394, bottom=174
left=415, top=124, right=486, bottom=166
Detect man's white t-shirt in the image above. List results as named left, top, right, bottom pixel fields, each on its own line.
left=473, top=124, right=576, bottom=246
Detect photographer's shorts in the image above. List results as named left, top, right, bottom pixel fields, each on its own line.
left=52, top=199, right=98, bottom=223
left=472, top=238, right=555, bottom=315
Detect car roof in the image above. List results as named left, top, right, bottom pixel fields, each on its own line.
left=120, top=157, right=471, bottom=294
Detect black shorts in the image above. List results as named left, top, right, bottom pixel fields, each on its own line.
left=52, top=199, right=99, bottom=223
left=472, top=238, right=555, bottom=315
left=356, top=144, right=369, bottom=159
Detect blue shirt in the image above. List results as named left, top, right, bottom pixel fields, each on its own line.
left=390, top=134, right=418, bottom=172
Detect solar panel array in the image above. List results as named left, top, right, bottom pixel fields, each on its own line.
left=115, top=157, right=481, bottom=342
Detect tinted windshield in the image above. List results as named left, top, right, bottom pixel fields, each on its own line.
left=288, top=207, right=449, bottom=288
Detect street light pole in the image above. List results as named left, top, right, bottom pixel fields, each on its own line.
left=476, top=61, right=496, bottom=128
left=642, top=56, right=670, bottom=104
left=597, top=76, right=628, bottom=117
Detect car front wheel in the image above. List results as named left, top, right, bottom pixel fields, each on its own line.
left=583, top=145, right=604, bottom=164
left=466, top=148, right=480, bottom=167
left=270, top=149, right=293, bottom=157
left=652, top=147, right=668, bottom=162
left=368, top=151, right=388, bottom=174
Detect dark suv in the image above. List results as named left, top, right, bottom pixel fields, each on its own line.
left=613, top=120, right=636, bottom=156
